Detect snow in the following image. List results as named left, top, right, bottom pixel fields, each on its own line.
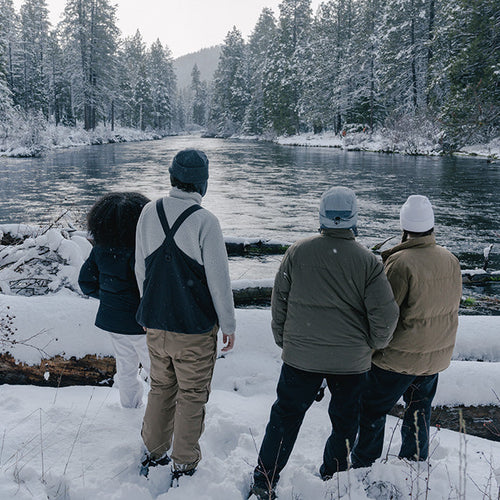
left=0, top=300, right=499, bottom=499
left=0, top=121, right=168, bottom=158
left=2, top=295, right=500, bottom=407
left=275, top=131, right=500, bottom=160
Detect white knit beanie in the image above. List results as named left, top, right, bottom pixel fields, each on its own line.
left=400, top=195, right=434, bottom=232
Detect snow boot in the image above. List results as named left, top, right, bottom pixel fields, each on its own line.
left=170, top=465, right=196, bottom=488
left=248, top=483, right=277, bottom=500
left=139, top=451, right=171, bottom=478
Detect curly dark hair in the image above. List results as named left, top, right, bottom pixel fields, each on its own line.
left=170, top=174, right=199, bottom=193
left=87, top=192, right=150, bottom=247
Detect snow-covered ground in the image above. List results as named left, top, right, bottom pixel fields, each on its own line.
left=275, top=131, right=500, bottom=160
left=0, top=301, right=499, bottom=499
left=0, top=119, right=167, bottom=158
left=1, top=224, right=500, bottom=498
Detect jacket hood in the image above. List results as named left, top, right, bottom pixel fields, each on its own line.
left=381, top=234, right=436, bottom=263
left=320, top=228, right=356, bottom=240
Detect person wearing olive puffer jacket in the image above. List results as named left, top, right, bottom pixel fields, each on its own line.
left=250, top=187, right=399, bottom=500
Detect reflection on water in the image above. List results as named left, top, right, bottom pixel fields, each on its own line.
left=0, top=136, right=499, bottom=277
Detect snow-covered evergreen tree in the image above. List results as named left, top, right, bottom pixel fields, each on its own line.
left=19, top=0, right=51, bottom=116
left=190, top=64, right=208, bottom=127
left=441, top=0, right=500, bottom=144
left=148, top=39, right=176, bottom=131
left=376, top=0, right=431, bottom=119
left=60, top=0, right=119, bottom=130
left=0, top=0, right=20, bottom=107
left=210, top=26, right=249, bottom=136
left=243, top=8, right=277, bottom=135
left=116, top=30, right=148, bottom=129
left=263, top=0, right=312, bottom=135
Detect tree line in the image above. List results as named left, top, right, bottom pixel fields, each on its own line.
left=1, top=0, right=498, bottom=148
left=207, top=0, right=499, bottom=147
left=0, top=0, right=176, bottom=132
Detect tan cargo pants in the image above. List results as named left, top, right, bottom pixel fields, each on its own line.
left=141, top=324, right=218, bottom=468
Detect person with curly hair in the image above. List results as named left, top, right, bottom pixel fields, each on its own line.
left=79, top=191, right=150, bottom=409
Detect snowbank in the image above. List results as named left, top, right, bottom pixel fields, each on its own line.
left=0, top=119, right=167, bottom=158
left=2, top=295, right=500, bottom=408
left=275, top=131, right=500, bottom=159
left=0, top=302, right=499, bottom=499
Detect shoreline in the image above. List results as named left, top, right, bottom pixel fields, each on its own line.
left=270, top=131, right=500, bottom=161
left=0, top=124, right=176, bottom=158
left=2, top=126, right=499, bottom=160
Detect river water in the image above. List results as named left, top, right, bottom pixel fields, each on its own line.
left=0, top=136, right=499, bottom=285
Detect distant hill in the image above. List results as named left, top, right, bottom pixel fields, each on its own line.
left=173, top=46, right=222, bottom=90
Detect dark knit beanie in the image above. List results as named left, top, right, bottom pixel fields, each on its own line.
left=169, top=149, right=209, bottom=184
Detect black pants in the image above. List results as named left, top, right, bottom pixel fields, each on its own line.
left=253, top=363, right=366, bottom=488
left=352, top=364, right=438, bottom=468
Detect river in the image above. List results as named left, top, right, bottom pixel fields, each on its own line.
left=0, top=136, right=499, bottom=285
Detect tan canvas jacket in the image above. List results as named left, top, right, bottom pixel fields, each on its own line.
left=372, top=234, right=462, bottom=376
left=271, top=229, right=399, bottom=374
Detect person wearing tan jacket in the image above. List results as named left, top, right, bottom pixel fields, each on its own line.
left=352, top=195, right=462, bottom=468
left=250, top=187, right=399, bottom=500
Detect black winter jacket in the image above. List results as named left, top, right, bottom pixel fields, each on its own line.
left=78, top=246, right=145, bottom=335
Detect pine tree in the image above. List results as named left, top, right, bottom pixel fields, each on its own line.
left=0, top=0, right=20, bottom=106
left=19, top=0, right=51, bottom=116
left=243, top=8, right=277, bottom=135
left=60, top=0, right=119, bottom=130
left=299, top=1, right=344, bottom=133
left=343, top=0, right=383, bottom=129
left=191, top=63, right=207, bottom=126
left=376, top=0, right=430, bottom=119
left=441, top=0, right=500, bottom=144
left=147, top=39, right=176, bottom=131
left=263, top=0, right=312, bottom=135
left=210, top=26, right=249, bottom=136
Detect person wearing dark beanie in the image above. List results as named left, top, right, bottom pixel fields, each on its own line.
left=135, top=148, right=236, bottom=484
left=169, top=149, right=209, bottom=196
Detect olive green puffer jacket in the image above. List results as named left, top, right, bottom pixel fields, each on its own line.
left=271, top=229, right=399, bottom=374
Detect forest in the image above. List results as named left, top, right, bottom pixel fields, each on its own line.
left=0, top=0, right=498, bottom=152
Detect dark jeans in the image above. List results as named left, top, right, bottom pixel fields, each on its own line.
left=253, top=363, right=366, bottom=489
left=352, top=364, right=438, bottom=468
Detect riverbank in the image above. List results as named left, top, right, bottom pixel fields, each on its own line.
left=0, top=121, right=169, bottom=158
left=2, top=116, right=499, bottom=160
left=273, top=131, right=500, bottom=160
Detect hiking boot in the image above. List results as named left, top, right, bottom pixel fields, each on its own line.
left=319, top=463, right=333, bottom=481
left=249, top=483, right=277, bottom=500
left=139, top=451, right=171, bottom=478
left=170, top=464, right=196, bottom=487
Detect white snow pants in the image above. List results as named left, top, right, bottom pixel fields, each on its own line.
left=108, top=332, right=151, bottom=408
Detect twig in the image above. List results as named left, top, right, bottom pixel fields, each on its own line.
left=40, top=210, right=70, bottom=236
left=39, top=409, right=45, bottom=484
left=63, top=388, right=95, bottom=475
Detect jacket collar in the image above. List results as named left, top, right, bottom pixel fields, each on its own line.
left=381, top=234, right=436, bottom=262
left=320, top=228, right=356, bottom=240
left=169, top=186, right=203, bottom=205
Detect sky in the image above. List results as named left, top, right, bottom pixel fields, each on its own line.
left=12, top=0, right=323, bottom=58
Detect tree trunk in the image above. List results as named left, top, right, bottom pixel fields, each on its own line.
left=426, top=0, right=435, bottom=105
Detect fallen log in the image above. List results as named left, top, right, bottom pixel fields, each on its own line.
left=232, top=285, right=500, bottom=313
left=390, top=404, right=500, bottom=442
left=462, top=270, right=500, bottom=284
left=233, top=283, right=273, bottom=306
left=225, top=239, right=290, bottom=256
left=0, top=352, right=115, bottom=387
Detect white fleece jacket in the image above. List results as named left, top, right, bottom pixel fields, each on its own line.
left=135, top=187, right=236, bottom=335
